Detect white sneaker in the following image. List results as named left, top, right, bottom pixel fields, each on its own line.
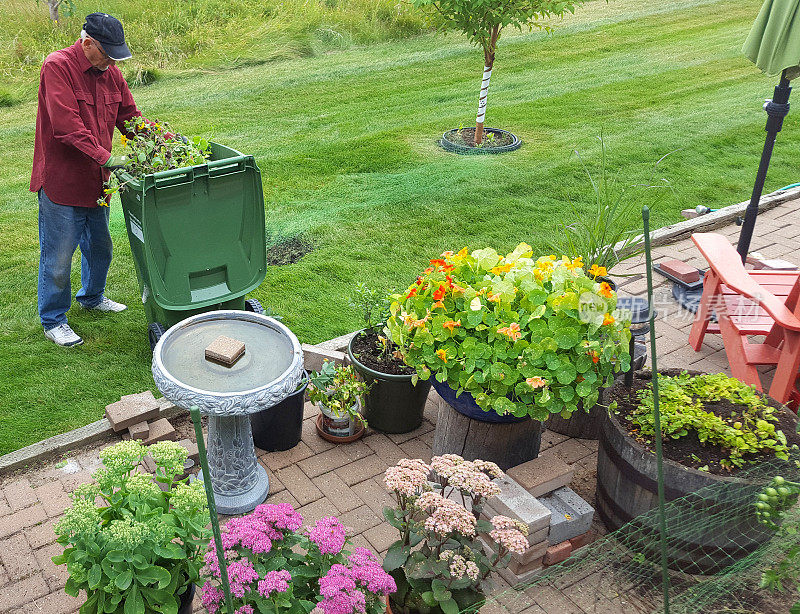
left=83, top=297, right=127, bottom=313
left=44, top=324, right=83, bottom=347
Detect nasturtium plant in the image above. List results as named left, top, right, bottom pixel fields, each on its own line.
left=386, top=244, right=631, bottom=421
left=412, top=0, right=583, bottom=145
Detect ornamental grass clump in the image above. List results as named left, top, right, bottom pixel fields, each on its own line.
left=200, top=503, right=395, bottom=614
left=53, top=439, right=210, bottom=614
left=382, top=455, right=529, bottom=614
left=386, top=244, right=632, bottom=421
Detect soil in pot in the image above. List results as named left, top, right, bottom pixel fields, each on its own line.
left=608, top=369, right=800, bottom=475
left=349, top=330, right=431, bottom=434
left=350, top=330, right=415, bottom=375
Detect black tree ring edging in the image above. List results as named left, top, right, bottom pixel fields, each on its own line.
left=439, top=127, right=521, bottom=155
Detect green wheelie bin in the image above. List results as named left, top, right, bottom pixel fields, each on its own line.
left=118, top=143, right=267, bottom=350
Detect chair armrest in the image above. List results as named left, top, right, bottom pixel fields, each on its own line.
left=691, top=233, right=800, bottom=331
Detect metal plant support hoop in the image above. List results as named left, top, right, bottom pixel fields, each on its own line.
left=439, top=127, right=522, bottom=155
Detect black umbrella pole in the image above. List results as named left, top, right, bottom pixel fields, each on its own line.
left=737, top=71, right=792, bottom=262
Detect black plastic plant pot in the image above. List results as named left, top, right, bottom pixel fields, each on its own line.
left=347, top=333, right=432, bottom=434
left=178, top=583, right=195, bottom=614
left=250, top=370, right=309, bottom=452
left=439, top=127, right=521, bottom=155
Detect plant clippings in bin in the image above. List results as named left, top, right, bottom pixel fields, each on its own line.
left=100, top=117, right=211, bottom=204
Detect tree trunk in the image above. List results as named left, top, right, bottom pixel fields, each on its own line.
left=474, top=28, right=499, bottom=146
left=47, top=0, right=60, bottom=23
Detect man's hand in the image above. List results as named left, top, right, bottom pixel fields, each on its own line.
left=102, top=155, right=128, bottom=170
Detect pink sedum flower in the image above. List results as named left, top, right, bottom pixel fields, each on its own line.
left=308, top=516, right=347, bottom=555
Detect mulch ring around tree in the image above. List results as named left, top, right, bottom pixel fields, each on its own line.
left=439, top=127, right=521, bottom=154
left=350, top=329, right=415, bottom=376
left=608, top=369, right=800, bottom=476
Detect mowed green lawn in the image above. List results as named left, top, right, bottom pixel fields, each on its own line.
left=1, top=0, right=798, bottom=455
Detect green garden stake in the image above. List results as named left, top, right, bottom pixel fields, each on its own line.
left=642, top=206, right=671, bottom=614
left=190, top=406, right=235, bottom=614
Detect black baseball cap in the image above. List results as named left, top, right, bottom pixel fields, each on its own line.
left=83, top=13, right=132, bottom=61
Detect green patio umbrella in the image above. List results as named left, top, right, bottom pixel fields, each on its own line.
left=736, top=0, right=800, bottom=261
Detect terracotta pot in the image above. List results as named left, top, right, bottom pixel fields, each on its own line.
left=315, top=414, right=365, bottom=443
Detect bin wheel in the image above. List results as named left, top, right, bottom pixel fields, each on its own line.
left=244, top=299, right=265, bottom=314
left=148, top=322, right=166, bottom=352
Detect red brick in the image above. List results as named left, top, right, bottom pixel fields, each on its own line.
left=0, top=574, right=49, bottom=613
left=205, top=335, right=245, bottom=365
left=337, top=505, right=382, bottom=535
left=0, top=534, right=36, bottom=580
left=127, top=421, right=150, bottom=441
left=141, top=418, right=177, bottom=444
left=105, top=392, right=160, bottom=432
left=657, top=259, right=700, bottom=283
left=22, top=590, right=82, bottom=614
left=26, top=519, right=59, bottom=550
left=275, top=465, right=322, bottom=506
left=3, top=479, right=38, bottom=511
left=543, top=541, right=573, bottom=566
left=569, top=530, right=596, bottom=550
left=0, top=505, right=47, bottom=539
left=35, top=543, right=69, bottom=590
left=312, top=472, right=363, bottom=513
left=33, top=481, right=71, bottom=518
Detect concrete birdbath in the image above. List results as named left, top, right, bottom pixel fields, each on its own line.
left=152, top=310, right=303, bottom=514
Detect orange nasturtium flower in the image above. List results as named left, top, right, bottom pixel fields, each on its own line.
left=436, top=349, right=448, bottom=363
left=526, top=376, right=548, bottom=389
left=445, top=275, right=455, bottom=288
left=424, top=267, right=434, bottom=274
left=491, top=262, right=513, bottom=275
left=405, top=286, right=418, bottom=300
left=441, top=263, right=455, bottom=273
left=440, top=251, right=454, bottom=258
left=432, top=300, right=445, bottom=310
left=588, top=264, right=608, bottom=279
left=442, top=319, right=461, bottom=332
left=430, top=259, right=447, bottom=268
left=487, top=292, right=501, bottom=303
left=432, top=285, right=446, bottom=301
left=599, top=282, right=614, bottom=298
left=564, top=256, right=584, bottom=272
left=497, top=322, right=522, bottom=341
left=603, top=313, right=615, bottom=326
left=588, top=350, right=600, bottom=364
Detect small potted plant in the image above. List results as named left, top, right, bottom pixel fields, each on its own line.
left=308, top=360, right=369, bottom=443
left=200, top=503, right=395, bottom=613
left=381, top=455, right=529, bottom=613
left=53, top=440, right=210, bottom=614
left=386, top=244, right=631, bottom=466
left=347, top=283, right=432, bottom=434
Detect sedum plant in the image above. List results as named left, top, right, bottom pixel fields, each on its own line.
left=382, top=455, right=529, bottom=614
left=200, top=504, right=395, bottom=614
left=53, top=439, right=210, bottom=614
left=412, top=0, right=583, bottom=145
left=386, top=244, right=631, bottom=421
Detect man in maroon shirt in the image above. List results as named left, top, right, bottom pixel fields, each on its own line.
left=31, top=13, right=142, bottom=346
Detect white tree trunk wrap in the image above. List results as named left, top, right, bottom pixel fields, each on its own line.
left=476, top=65, right=492, bottom=124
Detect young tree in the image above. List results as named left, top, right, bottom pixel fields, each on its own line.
left=414, top=0, right=583, bottom=145
left=38, top=0, right=77, bottom=24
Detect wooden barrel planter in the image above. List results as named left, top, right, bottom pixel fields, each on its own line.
left=430, top=380, right=541, bottom=471
left=544, top=401, right=605, bottom=440
left=596, top=371, right=797, bottom=574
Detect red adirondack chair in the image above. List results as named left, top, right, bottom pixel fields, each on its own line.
left=689, top=232, right=800, bottom=409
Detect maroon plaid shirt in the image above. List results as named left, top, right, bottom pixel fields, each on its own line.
left=30, top=40, right=141, bottom=207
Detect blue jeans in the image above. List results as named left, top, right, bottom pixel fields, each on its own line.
left=38, top=190, right=112, bottom=329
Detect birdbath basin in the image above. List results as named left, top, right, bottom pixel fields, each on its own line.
left=152, top=311, right=304, bottom=514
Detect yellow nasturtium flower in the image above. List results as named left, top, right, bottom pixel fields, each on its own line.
left=120, top=134, right=128, bottom=146
left=588, top=264, right=608, bottom=278
left=436, top=349, right=448, bottom=363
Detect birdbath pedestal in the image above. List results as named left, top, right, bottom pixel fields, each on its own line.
left=152, top=311, right=303, bottom=514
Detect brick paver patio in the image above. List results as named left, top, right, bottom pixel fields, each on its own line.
left=1, top=198, right=797, bottom=613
